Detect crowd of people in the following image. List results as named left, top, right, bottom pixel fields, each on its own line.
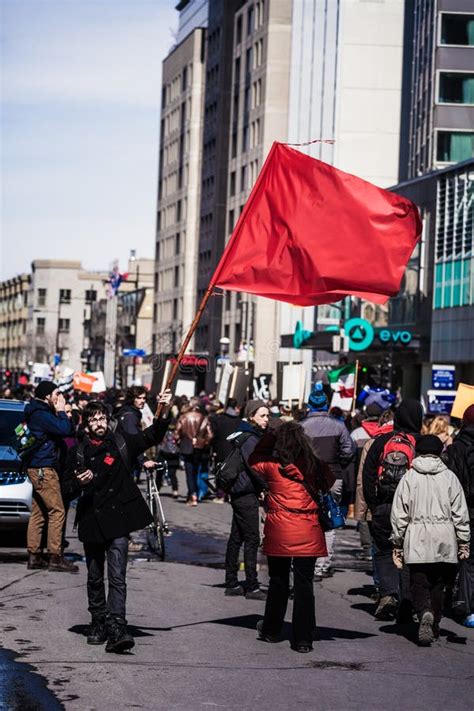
left=6, top=378, right=474, bottom=653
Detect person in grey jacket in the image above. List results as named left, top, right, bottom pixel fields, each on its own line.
left=391, top=435, right=470, bottom=646
left=301, top=383, right=355, bottom=579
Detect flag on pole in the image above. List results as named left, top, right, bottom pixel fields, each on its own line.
left=212, top=143, right=422, bottom=306
left=327, top=363, right=356, bottom=399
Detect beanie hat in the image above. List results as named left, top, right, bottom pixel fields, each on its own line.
left=245, top=399, right=267, bottom=419
left=366, top=402, right=383, bottom=418
left=415, top=434, right=443, bottom=457
left=462, top=404, right=474, bottom=426
left=35, top=380, right=58, bottom=400
left=308, top=383, right=328, bottom=411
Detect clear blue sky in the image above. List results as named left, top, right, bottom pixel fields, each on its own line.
left=1, top=0, right=178, bottom=279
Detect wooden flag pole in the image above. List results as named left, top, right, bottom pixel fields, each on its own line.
left=155, top=283, right=216, bottom=417
left=351, top=360, right=359, bottom=416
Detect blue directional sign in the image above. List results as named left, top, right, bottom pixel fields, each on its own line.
left=122, top=348, right=147, bottom=358
left=427, top=389, right=456, bottom=415
left=432, top=364, right=455, bottom=390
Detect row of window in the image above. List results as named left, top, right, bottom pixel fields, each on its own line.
left=437, top=130, right=474, bottom=163
left=36, top=288, right=97, bottom=307
left=160, top=164, right=190, bottom=198
left=440, top=13, right=474, bottom=47
left=434, top=259, right=473, bottom=309
left=36, top=317, right=70, bottom=334
left=162, top=99, right=190, bottom=140
left=155, top=266, right=182, bottom=292
left=0, top=320, right=27, bottom=337
left=437, top=72, right=474, bottom=105
left=155, top=233, right=182, bottom=263
left=0, top=291, right=28, bottom=312
left=235, top=1, right=265, bottom=45
left=161, top=65, right=193, bottom=108
left=157, top=198, right=187, bottom=231
left=154, top=298, right=181, bottom=323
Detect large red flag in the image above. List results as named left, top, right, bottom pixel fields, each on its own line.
left=212, top=142, right=421, bottom=305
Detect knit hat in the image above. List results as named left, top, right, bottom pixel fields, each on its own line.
left=415, top=435, right=443, bottom=457
left=308, top=383, right=328, bottom=411
left=366, top=402, right=383, bottom=418
left=462, top=404, right=474, bottom=426
left=245, top=399, right=267, bottom=419
left=35, top=380, right=58, bottom=400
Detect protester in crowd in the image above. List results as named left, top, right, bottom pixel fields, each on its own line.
left=391, top=434, right=470, bottom=645
left=445, top=403, right=474, bottom=627
left=24, top=380, right=77, bottom=573
left=353, top=406, right=394, bottom=562
left=249, top=422, right=333, bottom=652
left=156, top=418, right=180, bottom=499
left=209, top=398, right=242, bottom=502
left=116, top=386, right=156, bottom=483
left=301, top=383, right=355, bottom=580
left=363, top=399, right=423, bottom=621
left=224, top=399, right=269, bottom=600
left=62, top=391, right=171, bottom=653
left=427, top=415, right=453, bottom=450
left=175, top=397, right=213, bottom=506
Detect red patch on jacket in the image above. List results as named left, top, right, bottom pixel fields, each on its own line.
left=104, top=456, right=115, bottom=466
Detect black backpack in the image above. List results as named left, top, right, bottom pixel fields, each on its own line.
left=215, top=432, right=253, bottom=493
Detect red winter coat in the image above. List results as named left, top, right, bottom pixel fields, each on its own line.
left=249, top=452, right=327, bottom=558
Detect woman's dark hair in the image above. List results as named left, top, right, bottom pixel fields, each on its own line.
left=82, top=400, right=110, bottom=424
left=124, top=385, right=147, bottom=405
left=273, top=421, right=328, bottom=494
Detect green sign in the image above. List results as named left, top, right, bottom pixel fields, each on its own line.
left=344, top=318, right=413, bottom=351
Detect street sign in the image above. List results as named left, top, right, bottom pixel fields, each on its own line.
left=426, top=390, right=456, bottom=415
left=122, top=348, right=147, bottom=358
left=432, top=364, right=455, bottom=390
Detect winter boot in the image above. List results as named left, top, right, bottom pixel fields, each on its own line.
left=87, top=618, right=107, bottom=645
left=27, top=553, right=49, bottom=570
left=418, top=611, right=434, bottom=646
left=48, top=554, right=79, bottom=573
left=105, top=618, right=135, bottom=653
left=256, top=620, right=279, bottom=643
left=374, top=595, right=398, bottom=621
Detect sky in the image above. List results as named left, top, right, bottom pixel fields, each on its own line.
left=0, top=0, right=178, bottom=280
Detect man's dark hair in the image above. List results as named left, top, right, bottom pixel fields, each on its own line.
left=227, top=397, right=238, bottom=409
left=124, top=386, right=147, bottom=405
left=274, top=421, right=329, bottom=494
left=82, top=400, right=110, bottom=424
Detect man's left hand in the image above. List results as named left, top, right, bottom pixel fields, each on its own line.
left=143, top=460, right=158, bottom=470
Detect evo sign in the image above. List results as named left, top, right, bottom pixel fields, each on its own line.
left=344, top=318, right=413, bottom=352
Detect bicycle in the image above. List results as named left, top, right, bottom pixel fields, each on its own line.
left=144, top=462, right=170, bottom=561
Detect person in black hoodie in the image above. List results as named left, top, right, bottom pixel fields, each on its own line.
left=116, top=386, right=157, bottom=483
left=224, top=399, right=269, bottom=600
left=446, top=404, right=474, bottom=627
left=363, top=398, right=423, bottom=621
left=62, top=392, right=171, bottom=653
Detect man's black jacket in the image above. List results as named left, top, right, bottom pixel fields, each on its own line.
left=63, top=417, right=168, bottom=544
left=362, top=399, right=422, bottom=550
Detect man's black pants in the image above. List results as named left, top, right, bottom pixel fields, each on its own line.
left=225, top=494, right=260, bottom=590
left=409, top=563, right=458, bottom=624
left=262, top=556, right=316, bottom=646
left=84, top=536, right=128, bottom=622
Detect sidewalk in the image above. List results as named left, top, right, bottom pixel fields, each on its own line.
left=0, top=491, right=473, bottom=710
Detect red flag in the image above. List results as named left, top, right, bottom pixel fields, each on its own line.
left=212, top=143, right=421, bottom=306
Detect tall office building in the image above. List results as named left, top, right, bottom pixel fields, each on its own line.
left=153, top=2, right=208, bottom=356
left=406, top=1, right=474, bottom=179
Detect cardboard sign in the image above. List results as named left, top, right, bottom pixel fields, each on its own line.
left=451, top=383, right=474, bottom=420
left=217, top=362, right=234, bottom=406
left=73, top=372, right=97, bottom=393
left=281, top=363, right=306, bottom=408
left=88, top=371, right=106, bottom=393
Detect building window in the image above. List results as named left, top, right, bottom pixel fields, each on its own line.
left=176, top=200, right=182, bottom=222
left=438, top=73, right=474, bottom=104
left=228, top=209, right=234, bottom=234
left=231, top=131, right=238, bottom=158
left=182, top=66, right=187, bottom=91
left=59, top=289, right=71, bottom=304
left=437, top=131, right=474, bottom=162
left=36, top=317, right=45, bottom=335
left=230, top=171, right=236, bottom=196
left=175, top=233, right=181, bottom=255
left=85, top=289, right=97, bottom=303
left=236, top=15, right=242, bottom=44
left=440, top=13, right=474, bottom=46
left=174, top=266, right=179, bottom=288
left=173, top=298, right=178, bottom=320
left=38, top=288, right=47, bottom=307
left=153, top=303, right=157, bottom=323
left=241, top=165, right=247, bottom=192
left=58, top=318, right=70, bottom=333
left=247, top=5, right=254, bottom=36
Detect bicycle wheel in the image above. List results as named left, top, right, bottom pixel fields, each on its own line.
left=147, top=496, right=166, bottom=561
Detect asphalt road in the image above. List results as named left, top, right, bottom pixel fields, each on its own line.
left=1, top=478, right=473, bottom=710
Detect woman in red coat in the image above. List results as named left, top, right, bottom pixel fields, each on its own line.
left=249, top=421, right=332, bottom=653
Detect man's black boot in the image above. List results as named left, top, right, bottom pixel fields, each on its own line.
left=87, top=617, right=107, bottom=645
left=27, top=553, right=49, bottom=570
left=105, top=617, right=135, bottom=653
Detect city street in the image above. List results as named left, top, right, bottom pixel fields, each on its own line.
left=1, top=480, right=473, bottom=711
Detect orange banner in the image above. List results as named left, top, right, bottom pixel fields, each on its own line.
left=73, top=371, right=97, bottom=393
